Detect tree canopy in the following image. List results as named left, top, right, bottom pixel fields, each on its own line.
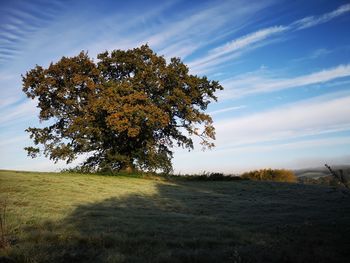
left=22, top=45, right=223, bottom=173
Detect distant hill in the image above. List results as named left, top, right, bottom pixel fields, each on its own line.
left=294, top=164, right=350, bottom=178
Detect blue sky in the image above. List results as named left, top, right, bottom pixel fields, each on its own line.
left=0, top=0, right=350, bottom=173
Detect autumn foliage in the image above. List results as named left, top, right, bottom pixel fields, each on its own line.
left=22, top=45, right=222, bottom=173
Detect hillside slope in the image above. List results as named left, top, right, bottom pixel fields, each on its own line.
left=1, top=170, right=350, bottom=262
left=294, top=165, right=350, bottom=178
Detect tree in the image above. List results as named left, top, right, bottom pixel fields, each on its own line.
left=22, top=45, right=223, bottom=173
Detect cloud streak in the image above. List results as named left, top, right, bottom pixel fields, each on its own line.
left=0, top=100, right=38, bottom=127
left=221, top=64, right=350, bottom=98
left=214, top=94, right=350, bottom=147
left=189, top=4, right=350, bottom=74
left=209, top=105, right=246, bottom=115
left=189, top=26, right=287, bottom=70
left=0, top=0, right=66, bottom=65
left=149, top=0, right=273, bottom=60
left=293, top=4, right=350, bottom=30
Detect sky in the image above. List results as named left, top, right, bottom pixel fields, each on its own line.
left=0, top=0, right=350, bottom=173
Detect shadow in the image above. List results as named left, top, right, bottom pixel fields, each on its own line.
left=9, top=180, right=350, bottom=263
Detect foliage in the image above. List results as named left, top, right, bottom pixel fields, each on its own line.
left=241, top=168, right=297, bottom=183
left=22, top=45, right=222, bottom=173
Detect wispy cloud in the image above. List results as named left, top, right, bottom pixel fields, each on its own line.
left=0, top=72, right=15, bottom=81
left=189, top=26, right=287, bottom=70
left=0, top=0, right=66, bottom=65
left=220, top=136, right=350, bottom=155
left=147, top=0, right=273, bottom=60
left=0, top=70, right=22, bottom=108
left=293, top=4, right=350, bottom=30
left=85, top=0, right=270, bottom=61
left=221, top=64, right=350, bottom=98
left=214, top=93, right=350, bottom=147
left=0, top=135, right=28, bottom=148
left=211, top=26, right=286, bottom=55
left=291, top=48, right=332, bottom=63
left=209, top=105, right=246, bottom=115
left=0, top=97, right=19, bottom=109
left=0, top=100, right=38, bottom=127
left=189, top=4, right=350, bottom=74
left=158, top=40, right=202, bottom=60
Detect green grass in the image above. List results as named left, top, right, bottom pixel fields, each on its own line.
left=1, top=170, right=350, bottom=262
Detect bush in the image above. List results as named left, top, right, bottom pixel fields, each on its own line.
left=241, top=169, right=297, bottom=183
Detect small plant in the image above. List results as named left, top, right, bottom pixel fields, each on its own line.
left=0, top=197, right=9, bottom=248
left=241, top=168, right=297, bottom=183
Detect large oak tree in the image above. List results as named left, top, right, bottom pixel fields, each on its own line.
left=23, top=45, right=223, bottom=173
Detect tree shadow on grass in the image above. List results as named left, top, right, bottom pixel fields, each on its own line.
left=10, top=181, right=350, bottom=263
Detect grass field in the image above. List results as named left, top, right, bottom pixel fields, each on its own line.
left=1, top=170, right=350, bottom=262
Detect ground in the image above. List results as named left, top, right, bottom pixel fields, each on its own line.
left=1, top=170, right=350, bottom=262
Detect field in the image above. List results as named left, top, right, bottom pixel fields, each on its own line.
left=1, top=170, right=350, bottom=262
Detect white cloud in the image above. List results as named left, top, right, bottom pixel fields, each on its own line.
left=0, top=135, right=27, bottom=148
left=145, top=0, right=273, bottom=60
left=221, top=64, right=350, bottom=98
left=293, top=4, right=350, bottom=30
left=211, top=26, right=286, bottom=55
left=188, top=4, right=350, bottom=74
left=214, top=94, right=350, bottom=147
left=291, top=48, right=333, bottom=63
left=0, top=72, right=15, bottom=81
left=189, top=26, right=287, bottom=70
left=0, top=97, right=19, bottom=109
left=158, top=41, right=201, bottom=60
left=0, top=100, right=38, bottom=126
left=209, top=105, right=246, bottom=115
left=0, top=1, right=66, bottom=64
left=213, top=135, right=350, bottom=156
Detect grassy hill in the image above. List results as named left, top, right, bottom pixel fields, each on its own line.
left=1, top=170, right=350, bottom=263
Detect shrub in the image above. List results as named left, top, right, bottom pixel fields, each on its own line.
left=241, top=169, right=297, bottom=183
